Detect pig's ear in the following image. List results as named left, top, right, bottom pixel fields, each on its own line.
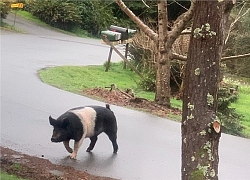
left=62, top=118, right=70, bottom=127
left=49, top=116, right=56, bottom=126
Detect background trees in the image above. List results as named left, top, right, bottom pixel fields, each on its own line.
left=26, top=0, right=118, bottom=36
left=0, top=0, right=11, bottom=20
left=26, top=0, right=81, bottom=31
left=224, top=1, right=250, bottom=77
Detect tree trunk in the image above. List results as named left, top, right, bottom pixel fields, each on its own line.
left=181, top=1, right=233, bottom=180
left=154, top=0, right=171, bottom=107
left=116, top=0, right=194, bottom=107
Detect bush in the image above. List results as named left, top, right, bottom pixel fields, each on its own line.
left=218, top=83, right=244, bottom=136
left=27, top=0, right=81, bottom=31
left=75, top=0, right=118, bottom=36
left=26, top=0, right=118, bottom=36
left=129, top=32, right=183, bottom=94
left=0, top=0, right=10, bottom=20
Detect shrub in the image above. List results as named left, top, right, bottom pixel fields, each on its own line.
left=0, top=0, right=10, bottom=20
left=218, top=83, right=244, bottom=136
left=27, top=0, right=81, bottom=31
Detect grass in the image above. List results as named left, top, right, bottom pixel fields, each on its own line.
left=39, top=63, right=158, bottom=100
left=39, top=63, right=139, bottom=94
left=39, top=62, right=182, bottom=108
left=39, top=62, right=183, bottom=110
left=0, top=19, right=23, bottom=32
left=0, top=171, right=27, bottom=180
left=16, top=10, right=46, bottom=26
left=225, top=77, right=250, bottom=137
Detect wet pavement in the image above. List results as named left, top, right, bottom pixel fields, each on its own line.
left=1, top=13, right=250, bottom=180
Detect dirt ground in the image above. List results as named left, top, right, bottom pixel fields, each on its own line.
left=82, top=87, right=181, bottom=118
left=0, top=147, right=117, bottom=180
left=1, top=88, right=181, bottom=180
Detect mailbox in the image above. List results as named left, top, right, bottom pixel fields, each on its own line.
left=110, top=25, right=129, bottom=41
left=101, top=25, right=136, bottom=41
left=128, top=29, right=136, bottom=38
left=101, top=30, right=121, bottom=41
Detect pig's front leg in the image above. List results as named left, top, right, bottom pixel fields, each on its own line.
left=70, top=138, right=84, bottom=159
left=63, top=141, right=73, bottom=153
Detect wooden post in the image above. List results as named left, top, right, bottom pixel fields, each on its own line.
left=105, top=47, right=113, bottom=72
left=123, top=43, right=129, bottom=69
left=13, top=9, right=18, bottom=27
left=103, top=37, right=144, bottom=79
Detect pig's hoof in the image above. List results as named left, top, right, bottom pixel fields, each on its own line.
left=86, top=148, right=92, bottom=152
left=70, top=153, right=77, bottom=159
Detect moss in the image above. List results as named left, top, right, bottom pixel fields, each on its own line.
left=195, top=68, right=200, bottom=76
left=188, top=103, right=195, bottom=111
left=207, top=93, right=214, bottom=105
left=191, top=156, right=195, bottom=161
left=200, top=130, right=206, bottom=136
left=197, top=148, right=207, bottom=158
left=191, top=169, right=205, bottom=180
left=187, top=113, right=194, bottom=120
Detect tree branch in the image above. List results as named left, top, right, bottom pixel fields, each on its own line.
left=221, top=53, right=250, bottom=62
left=115, top=0, right=158, bottom=43
left=170, top=52, right=250, bottom=62
left=170, top=52, right=187, bottom=61
left=225, top=3, right=250, bottom=44
left=167, top=1, right=195, bottom=46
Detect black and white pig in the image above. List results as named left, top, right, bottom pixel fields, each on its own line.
left=49, top=104, right=118, bottom=159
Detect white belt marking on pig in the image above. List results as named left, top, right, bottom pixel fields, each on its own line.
left=70, top=107, right=97, bottom=138
left=66, top=107, right=97, bottom=159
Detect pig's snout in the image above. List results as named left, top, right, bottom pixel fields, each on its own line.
left=51, top=137, right=60, bottom=142
left=51, top=137, right=56, bottom=142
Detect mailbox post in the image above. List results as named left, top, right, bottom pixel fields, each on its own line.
left=101, top=25, right=136, bottom=71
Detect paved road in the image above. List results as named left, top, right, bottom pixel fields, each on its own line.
left=1, top=14, right=250, bottom=180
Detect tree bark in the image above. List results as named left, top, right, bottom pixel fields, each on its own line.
left=182, top=1, right=233, bottom=180
left=154, top=0, right=171, bottom=107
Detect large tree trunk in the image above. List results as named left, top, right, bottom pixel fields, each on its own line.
left=155, top=0, right=171, bottom=107
left=181, top=1, right=233, bottom=180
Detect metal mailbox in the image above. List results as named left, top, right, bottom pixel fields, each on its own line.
left=101, top=30, right=121, bottom=41
left=110, top=25, right=129, bottom=40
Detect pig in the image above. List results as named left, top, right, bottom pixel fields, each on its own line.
left=49, top=104, right=118, bottom=159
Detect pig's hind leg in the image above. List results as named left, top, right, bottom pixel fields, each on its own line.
left=86, top=136, right=98, bottom=152
left=106, top=131, right=118, bottom=153
left=63, top=141, right=73, bottom=153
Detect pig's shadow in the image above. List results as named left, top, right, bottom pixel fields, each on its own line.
left=59, top=152, right=117, bottom=169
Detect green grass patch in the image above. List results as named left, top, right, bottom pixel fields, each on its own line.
left=231, top=86, right=250, bottom=137
left=0, top=171, right=28, bottom=180
left=0, top=19, right=23, bottom=32
left=223, top=76, right=250, bottom=138
left=39, top=63, right=139, bottom=94
left=16, top=10, right=45, bottom=25
left=39, top=63, right=182, bottom=118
